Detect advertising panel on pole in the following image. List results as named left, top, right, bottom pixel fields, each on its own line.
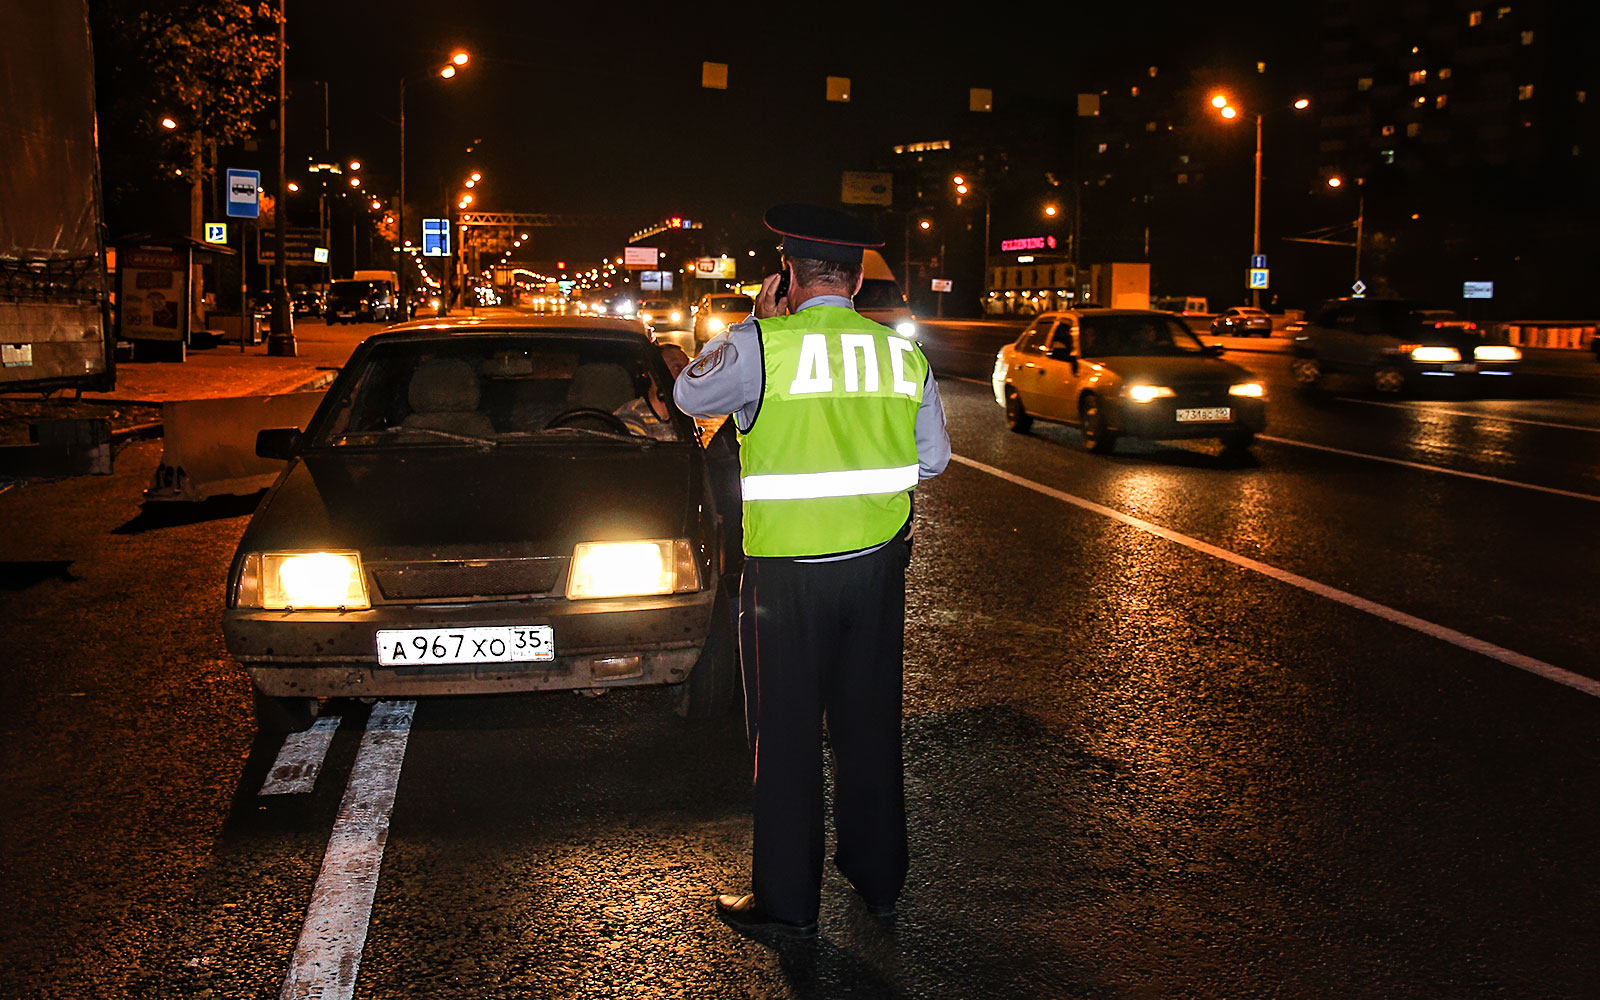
left=931, top=278, right=953, bottom=293
left=841, top=170, right=893, bottom=206
left=118, top=247, right=190, bottom=342
left=694, top=257, right=737, bottom=279
left=257, top=227, right=330, bottom=265
left=1462, top=281, right=1495, bottom=299
left=640, top=270, right=676, bottom=292
left=623, top=246, right=657, bottom=269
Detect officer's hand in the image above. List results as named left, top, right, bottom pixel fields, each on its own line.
left=754, top=272, right=788, bottom=319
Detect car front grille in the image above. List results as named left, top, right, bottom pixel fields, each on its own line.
left=370, top=558, right=566, bottom=601
left=1173, top=384, right=1231, bottom=405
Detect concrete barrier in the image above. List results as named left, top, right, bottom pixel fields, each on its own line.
left=143, top=390, right=324, bottom=502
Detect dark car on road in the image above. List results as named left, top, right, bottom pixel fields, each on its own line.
left=993, top=309, right=1267, bottom=453
left=1290, top=298, right=1522, bottom=393
left=291, top=287, right=324, bottom=317
left=324, top=279, right=399, bottom=324
left=224, top=316, right=739, bottom=730
left=1210, top=306, right=1273, bottom=337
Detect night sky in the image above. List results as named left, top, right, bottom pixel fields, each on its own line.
left=288, top=1, right=1300, bottom=258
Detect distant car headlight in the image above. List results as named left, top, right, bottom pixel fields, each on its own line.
left=1474, top=345, right=1521, bottom=361
left=566, top=540, right=700, bottom=600
left=896, top=321, right=917, bottom=338
left=592, top=303, right=608, bottom=314
left=1228, top=382, right=1265, bottom=397
left=1410, top=346, right=1462, bottom=362
left=639, top=311, right=654, bottom=323
left=708, top=318, right=725, bottom=333
left=429, top=297, right=441, bottom=310
left=669, top=310, right=681, bottom=323
left=236, top=551, right=369, bottom=610
left=1127, top=385, right=1176, bottom=403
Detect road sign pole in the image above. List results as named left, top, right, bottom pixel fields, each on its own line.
left=267, top=0, right=297, bottom=357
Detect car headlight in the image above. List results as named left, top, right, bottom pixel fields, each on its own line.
left=1409, top=346, right=1461, bottom=362
left=1474, top=345, right=1521, bottom=361
left=1228, top=382, right=1265, bottom=397
left=1127, top=385, right=1175, bottom=403
left=896, top=321, right=917, bottom=338
left=639, top=311, right=654, bottom=323
left=566, top=539, right=700, bottom=600
left=670, top=311, right=681, bottom=323
left=708, top=318, right=725, bottom=333
left=236, top=551, right=369, bottom=610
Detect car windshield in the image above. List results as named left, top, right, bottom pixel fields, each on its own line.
left=1079, top=314, right=1207, bottom=356
left=641, top=300, right=672, bottom=311
left=327, top=281, right=378, bottom=301
left=854, top=279, right=905, bottom=310
left=710, top=296, right=752, bottom=313
left=311, top=334, right=684, bottom=447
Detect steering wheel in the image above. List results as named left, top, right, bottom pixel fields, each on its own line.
left=543, top=407, right=633, bottom=434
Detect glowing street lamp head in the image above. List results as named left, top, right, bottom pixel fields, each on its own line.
left=287, top=181, right=300, bottom=192
left=451, top=51, right=470, bottom=66
left=464, top=179, right=475, bottom=188
left=348, top=160, right=362, bottom=171
left=349, top=177, right=362, bottom=188
left=919, top=219, right=931, bottom=230
left=470, top=172, right=482, bottom=182
left=440, top=65, right=457, bottom=79
left=159, top=116, right=178, bottom=130
left=1294, top=98, right=1311, bottom=110
left=1044, top=205, right=1058, bottom=217
left=955, top=183, right=969, bottom=195
left=951, top=175, right=965, bottom=186
left=1327, top=176, right=1343, bottom=188
left=1211, top=94, right=1229, bottom=109
left=1220, top=106, right=1238, bottom=119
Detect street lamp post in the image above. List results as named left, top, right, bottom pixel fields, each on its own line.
left=1212, top=94, right=1310, bottom=309
left=398, top=52, right=469, bottom=324
left=267, top=0, right=295, bottom=355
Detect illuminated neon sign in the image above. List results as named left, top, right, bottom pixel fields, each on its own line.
left=1000, top=235, right=1058, bottom=252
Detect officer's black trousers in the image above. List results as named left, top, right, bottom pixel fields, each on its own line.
left=737, top=537, right=911, bottom=925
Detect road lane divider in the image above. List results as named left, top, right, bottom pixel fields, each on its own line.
left=1257, top=434, right=1600, bottom=504
left=259, top=716, right=341, bottom=796
left=279, top=699, right=415, bottom=1000
left=952, top=454, right=1600, bottom=700
left=1335, top=397, right=1600, bottom=433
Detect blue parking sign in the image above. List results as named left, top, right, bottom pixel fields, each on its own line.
left=1248, top=267, right=1270, bottom=289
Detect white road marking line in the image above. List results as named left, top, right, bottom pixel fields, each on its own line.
left=279, top=699, right=416, bottom=1000
left=1257, top=434, right=1600, bottom=504
left=952, top=454, right=1600, bottom=700
left=260, top=716, right=341, bottom=796
left=1335, top=396, right=1600, bottom=433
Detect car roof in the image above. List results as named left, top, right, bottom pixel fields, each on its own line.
left=370, top=314, right=653, bottom=344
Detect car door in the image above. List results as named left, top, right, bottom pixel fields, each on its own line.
left=1007, top=318, right=1056, bottom=412
left=1034, top=319, right=1081, bottom=420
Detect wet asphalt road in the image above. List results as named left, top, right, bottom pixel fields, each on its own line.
left=1, top=319, right=1598, bottom=998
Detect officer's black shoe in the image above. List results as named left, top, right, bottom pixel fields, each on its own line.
left=863, top=898, right=896, bottom=918
left=714, top=893, right=818, bottom=938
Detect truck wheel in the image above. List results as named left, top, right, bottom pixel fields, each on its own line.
left=252, top=687, right=319, bottom=733
left=1080, top=393, right=1117, bottom=454
left=675, top=589, right=738, bottom=719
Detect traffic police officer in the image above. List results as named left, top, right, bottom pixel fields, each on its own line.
left=674, top=204, right=950, bottom=937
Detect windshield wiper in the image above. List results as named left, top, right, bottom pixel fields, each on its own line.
left=338, top=426, right=497, bottom=448
left=538, top=426, right=654, bottom=445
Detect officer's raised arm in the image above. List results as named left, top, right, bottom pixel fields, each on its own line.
left=672, top=320, right=763, bottom=428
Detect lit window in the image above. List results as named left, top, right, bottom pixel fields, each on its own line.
left=1521, top=30, right=1534, bottom=44
left=1574, top=145, right=1582, bottom=156
left=1178, top=154, right=1190, bottom=164
left=1358, top=77, right=1373, bottom=91
left=1097, top=142, right=1108, bottom=154
left=1409, top=69, right=1427, bottom=86
left=1145, top=121, right=1157, bottom=131
left=1518, top=84, right=1534, bottom=100
left=1380, top=149, right=1396, bottom=164
left=1416, top=95, right=1427, bottom=106
left=1497, top=5, right=1511, bottom=17
left=1177, top=173, right=1188, bottom=184
left=1468, top=9, right=1482, bottom=24
left=1148, top=65, right=1158, bottom=77
left=1439, top=67, right=1452, bottom=79
left=1130, top=86, right=1140, bottom=98
left=1436, top=94, right=1449, bottom=108
left=1407, top=122, right=1421, bottom=137
left=1579, top=91, right=1588, bottom=103
left=1256, top=61, right=1267, bottom=74
left=1382, top=124, right=1396, bottom=136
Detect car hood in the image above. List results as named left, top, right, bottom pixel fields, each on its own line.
left=1090, top=354, right=1255, bottom=384
left=239, top=444, right=702, bottom=560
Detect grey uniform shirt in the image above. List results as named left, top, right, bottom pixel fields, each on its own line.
left=673, top=294, right=952, bottom=480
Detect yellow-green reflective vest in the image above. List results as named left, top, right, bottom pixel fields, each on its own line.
left=739, top=306, right=929, bottom=557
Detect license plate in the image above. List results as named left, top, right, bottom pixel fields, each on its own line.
left=1175, top=407, right=1232, bottom=422
left=376, top=625, right=554, bottom=666
left=1442, top=363, right=1476, bottom=373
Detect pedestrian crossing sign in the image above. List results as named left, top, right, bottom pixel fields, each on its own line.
left=1248, top=267, right=1270, bottom=289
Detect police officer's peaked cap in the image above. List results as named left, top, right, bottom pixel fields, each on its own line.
left=765, top=203, right=885, bottom=265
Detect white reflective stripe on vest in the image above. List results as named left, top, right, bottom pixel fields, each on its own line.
left=740, top=464, right=919, bottom=501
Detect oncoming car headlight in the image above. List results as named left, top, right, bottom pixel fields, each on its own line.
left=1127, top=385, right=1175, bottom=403
left=896, top=321, right=917, bottom=338
left=236, top=551, right=369, bottom=610
left=1228, top=382, right=1265, bottom=397
left=669, top=310, right=682, bottom=323
left=1409, top=345, right=1462, bottom=363
left=708, top=318, right=726, bottom=333
left=566, top=539, right=700, bottom=600
left=1474, top=345, right=1521, bottom=362
left=639, top=311, right=654, bottom=323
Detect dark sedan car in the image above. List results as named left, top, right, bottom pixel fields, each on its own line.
left=1290, top=298, right=1521, bottom=393
left=1209, top=306, right=1273, bottom=337
left=224, top=316, right=739, bottom=730
left=993, top=309, right=1267, bottom=453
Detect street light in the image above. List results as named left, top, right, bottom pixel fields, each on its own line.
left=400, top=51, right=470, bottom=318
left=1210, top=92, right=1312, bottom=307
left=159, top=116, right=178, bottom=130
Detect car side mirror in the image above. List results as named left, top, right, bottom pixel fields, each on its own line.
left=255, top=427, right=302, bottom=460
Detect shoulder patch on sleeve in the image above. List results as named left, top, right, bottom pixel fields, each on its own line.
left=688, top=343, right=731, bottom=378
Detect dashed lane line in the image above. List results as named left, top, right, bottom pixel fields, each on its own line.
left=953, top=453, right=1600, bottom=700
left=279, top=699, right=416, bottom=1000
left=1258, top=434, right=1600, bottom=504
left=1335, top=396, right=1600, bottom=433
left=259, top=716, right=341, bottom=796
